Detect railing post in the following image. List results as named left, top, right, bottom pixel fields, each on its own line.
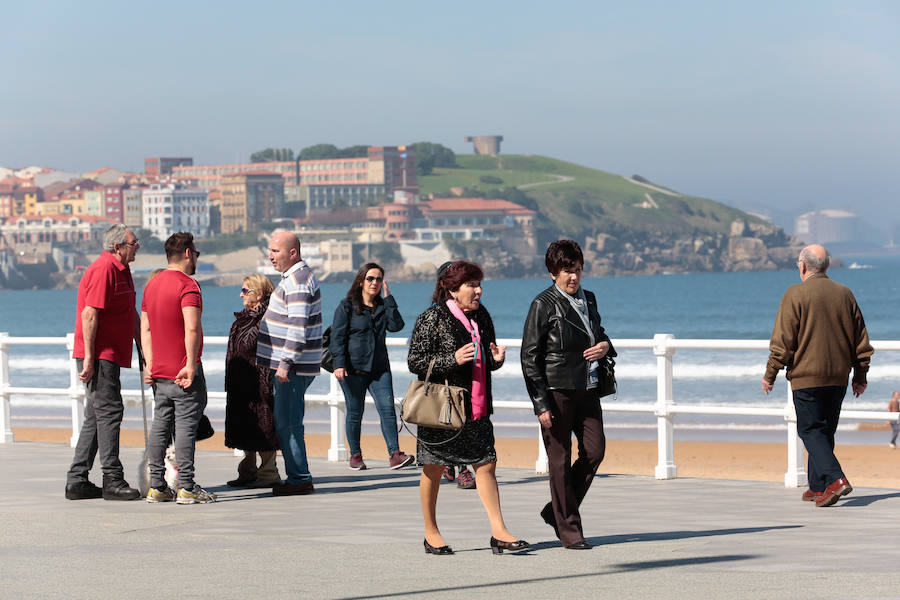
left=0, top=333, right=13, bottom=443
left=535, top=425, right=548, bottom=473
left=66, top=333, right=84, bottom=448
left=327, top=373, right=348, bottom=462
left=784, top=382, right=806, bottom=487
left=653, top=334, right=677, bottom=479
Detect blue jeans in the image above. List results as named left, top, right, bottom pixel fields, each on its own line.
left=338, top=370, right=400, bottom=456
left=274, top=372, right=314, bottom=484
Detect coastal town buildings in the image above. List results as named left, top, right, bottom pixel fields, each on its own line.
left=364, top=196, right=536, bottom=250
left=0, top=215, right=115, bottom=247
left=172, top=145, right=417, bottom=217
left=142, top=183, right=210, bottom=240
left=219, top=171, right=285, bottom=234
left=123, top=185, right=146, bottom=228
left=794, top=209, right=861, bottom=244
left=145, top=157, right=193, bottom=176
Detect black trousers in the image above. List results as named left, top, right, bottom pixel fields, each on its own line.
left=541, top=389, right=606, bottom=546
left=793, top=385, right=847, bottom=491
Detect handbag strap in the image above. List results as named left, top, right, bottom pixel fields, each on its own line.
left=398, top=417, right=464, bottom=447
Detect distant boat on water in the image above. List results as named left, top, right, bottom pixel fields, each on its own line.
left=848, top=262, right=874, bottom=269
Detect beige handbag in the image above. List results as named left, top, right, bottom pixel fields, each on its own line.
left=401, top=358, right=468, bottom=431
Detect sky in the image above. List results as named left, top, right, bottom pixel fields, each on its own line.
left=2, top=1, right=898, bottom=231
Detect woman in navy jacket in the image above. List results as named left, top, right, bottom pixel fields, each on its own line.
left=331, top=263, right=414, bottom=470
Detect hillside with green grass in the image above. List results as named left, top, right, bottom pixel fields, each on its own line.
left=420, top=154, right=758, bottom=238
left=418, top=154, right=800, bottom=276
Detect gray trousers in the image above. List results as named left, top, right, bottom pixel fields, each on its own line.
left=148, top=366, right=208, bottom=490
left=67, top=359, right=125, bottom=484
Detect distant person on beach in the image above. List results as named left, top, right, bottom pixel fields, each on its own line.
left=408, top=260, right=529, bottom=555
left=65, top=224, right=142, bottom=501
left=224, top=274, right=281, bottom=488
left=889, top=392, right=899, bottom=449
left=257, top=231, right=323, bottom=496
left=330, top=263, right=413, bottom=471
left=141, top=232, right=216, bottom=504
left=521, top=239, right=616, bottom=549
left=762, top=243, right=873, bottom=507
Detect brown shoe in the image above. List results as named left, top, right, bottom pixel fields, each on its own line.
left=389, top=451, right=414, bottom=470
left=815, top=477, right=852, bottom=507
left=272, top=481, right=315, bottom=496
left=801, top=489, right=823, bottom=502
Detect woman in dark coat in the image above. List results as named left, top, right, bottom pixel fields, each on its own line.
left=521, top=240, right=616, bottom=550
left=331, top=262, right=413, bottom=471
left=225, top=274, right=280, bottom=487
left=408, top=260, right=529, bottom=555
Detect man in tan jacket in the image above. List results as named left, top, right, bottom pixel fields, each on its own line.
left=762, top=244, right=873, bottom=507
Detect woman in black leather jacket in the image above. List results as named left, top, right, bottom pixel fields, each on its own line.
left=331, top=263, right=413, bottom=471
left=520, top=240, right=616, bottom=550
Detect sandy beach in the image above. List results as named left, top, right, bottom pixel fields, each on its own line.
left=13, top=427, right=900, bottom=490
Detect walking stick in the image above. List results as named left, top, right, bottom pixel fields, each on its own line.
left=137, top=346, right=151, bottom=496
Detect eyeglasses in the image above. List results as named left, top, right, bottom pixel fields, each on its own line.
left=191, top=249, right=201, bottom=258
left=240, top=287, right=256, bottom=295
left=365, top=276, right=384, bottom=283
left=124, top=239, right=140, bottom=248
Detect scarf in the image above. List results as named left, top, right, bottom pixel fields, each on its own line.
left=554, top=284, right=599, bottom=389
left=445, top=300, right=488, bottom=420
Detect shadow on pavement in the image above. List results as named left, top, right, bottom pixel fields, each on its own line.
left=337, top=554, right=758, bottom=599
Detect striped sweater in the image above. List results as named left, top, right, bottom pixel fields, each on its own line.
left=257, top=260, right=323, bottom=375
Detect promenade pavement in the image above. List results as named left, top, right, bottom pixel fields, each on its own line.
left=3, top=441, right=900, bottom=600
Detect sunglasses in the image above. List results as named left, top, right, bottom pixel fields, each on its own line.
left=240, top=287, right=256, bottom=295
left=365, top=276, right=384, bottom=283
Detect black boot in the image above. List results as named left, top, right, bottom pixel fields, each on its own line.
left=102, top=475, right=140, bottom=501
left=65, top=480, right=103, bottom=500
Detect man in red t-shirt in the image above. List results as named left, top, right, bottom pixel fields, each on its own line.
left=140, top=232, right=215, bottom=504
left=65, top=224, right=142, bottom=501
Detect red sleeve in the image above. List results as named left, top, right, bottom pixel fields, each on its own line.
left=181, top=281, right=201, bottom=308
left=82, top=264, right=111, bottom=310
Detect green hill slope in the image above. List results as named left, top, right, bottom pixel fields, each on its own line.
left=419, top=154, right=757, bottom=238
left=417, top=154, right=799, bottom=276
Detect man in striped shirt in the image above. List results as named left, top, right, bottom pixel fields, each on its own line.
left=257, top=231, right=323, bottom=496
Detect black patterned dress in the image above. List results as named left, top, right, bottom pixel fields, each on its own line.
left=407, top=303, right=503, bottom=465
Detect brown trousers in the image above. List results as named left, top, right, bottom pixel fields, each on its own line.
left=541, top=389, right=606, bottom=546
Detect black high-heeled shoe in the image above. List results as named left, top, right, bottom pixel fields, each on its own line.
left=424, top=538, right=454, bottom=555
left=490, top=536, right=531, bottom=554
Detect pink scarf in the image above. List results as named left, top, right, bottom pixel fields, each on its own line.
left=446, top=300, right=488, bottom=420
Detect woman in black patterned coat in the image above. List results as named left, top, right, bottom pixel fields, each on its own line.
left=407, top=261, right=529, bottom=555
left=224, top=274, right=281, bottom=488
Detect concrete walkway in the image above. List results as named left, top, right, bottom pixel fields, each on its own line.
left=3, top=442, right=900, bottom=599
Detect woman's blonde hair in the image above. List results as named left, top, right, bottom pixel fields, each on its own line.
left=243, top=273, right=274, bottom=303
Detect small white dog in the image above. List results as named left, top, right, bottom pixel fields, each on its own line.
left=137, top=444, right=179, bottom=496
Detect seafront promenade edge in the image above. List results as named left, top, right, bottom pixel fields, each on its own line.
left=4, top=441, right=900, bottom=600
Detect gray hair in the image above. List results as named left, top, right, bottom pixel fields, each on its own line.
left=103, top=224, right=129, bottom=252
left=799, top=246, right=830, bottom=273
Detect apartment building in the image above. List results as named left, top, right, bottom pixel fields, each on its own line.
left=142, top=183, right=210, bottom=240
left=219, top=171, right=285, bottom=234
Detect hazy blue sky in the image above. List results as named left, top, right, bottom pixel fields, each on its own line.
left=2, top=1, right=898, bottom=227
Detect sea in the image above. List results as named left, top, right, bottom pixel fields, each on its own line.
left=3, top=257, right=900, bottom=445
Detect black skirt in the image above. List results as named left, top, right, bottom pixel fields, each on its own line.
left=415, top=417, right=497, bottom=466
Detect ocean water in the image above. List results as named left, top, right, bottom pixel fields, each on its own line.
left=3, top=258, right=900, bottom=443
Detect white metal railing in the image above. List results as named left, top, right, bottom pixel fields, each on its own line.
left=1, top=331, right=898, bottom=488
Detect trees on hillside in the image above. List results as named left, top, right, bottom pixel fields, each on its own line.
left=413, top=142, right=457, bottom=175
left=298, top=144, right=369, bottom=160
left=250, top=148, right=295, bottom=162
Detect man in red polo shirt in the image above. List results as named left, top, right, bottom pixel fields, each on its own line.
left=65, top=224, right=142, bottom=501
left=141, top=232, right=215, bottom=504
